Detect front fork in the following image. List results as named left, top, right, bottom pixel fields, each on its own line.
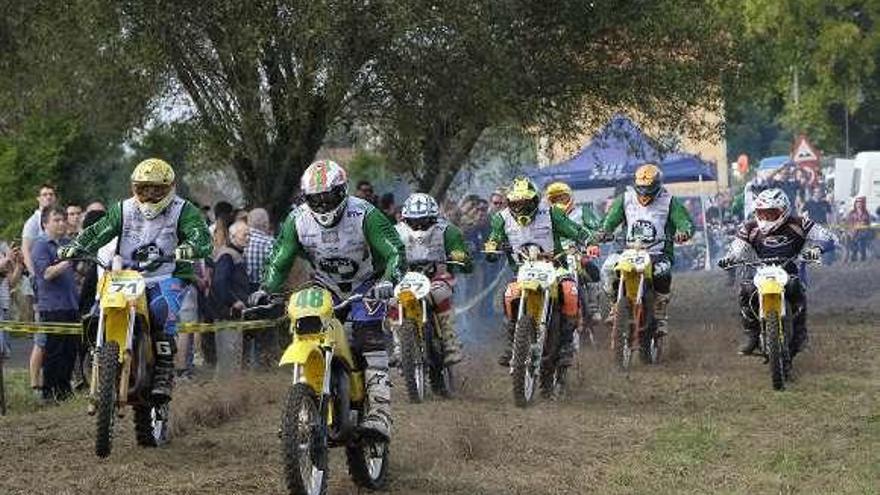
left=291, top=347, right=335, bottom=469
left=88, top=305, right=136, bottom=413
left=613, top=271, right=645, bottom=347
left=509, top=287, right=551, bottom=375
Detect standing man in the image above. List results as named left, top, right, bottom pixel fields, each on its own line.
left=243, top=208, right=277, bottom=368
left=32, top=206, right=80, bottom=401
left=66, top=204, right=84, bottom=237
left=23, top=183, right=57, bottom=399
left=22, top=183, right=58, bottom=275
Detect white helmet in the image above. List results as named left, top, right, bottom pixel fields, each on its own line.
left=754, top=188, right=790, bottom=234
left=300, top=160, right=349, bottom=227
left=401, top=193, right=439, bottom=230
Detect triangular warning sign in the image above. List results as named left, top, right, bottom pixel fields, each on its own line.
left=791, top=135, right=820, bottom=164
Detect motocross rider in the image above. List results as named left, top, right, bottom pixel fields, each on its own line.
left=718, top=188, right=836, bottom=355
left=544, top=181, right=603, bottom=323
left=598, top=163, right=694, bottom=335
left=392, top=193, right=473, bottom=366
left=60, top=158, right=212, bottom=403
left=484, top=178, right=595, bottom=375
left=251, top=160, right=405, bottom=440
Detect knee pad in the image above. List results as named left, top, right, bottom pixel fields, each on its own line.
left=504, top=282, right=521, bottom=320
left=353, top=322, right=387, bottom=353
left=429, top=281, right=453, bottom=312
left=559, top=280, right=579, bottom=317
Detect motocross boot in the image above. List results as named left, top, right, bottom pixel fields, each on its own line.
left=361, top=351, right=392, bottom=440
left=654, top=292, right=671, bottom=336
left=151, top=335, right=176, bottom=402
left=552, top=316, right=578, bottom=398
left=586, top=282, right=604, bottom=323
left=497, top=320, right=516, bottom=366
left=436, top=311, right=463, bottom=365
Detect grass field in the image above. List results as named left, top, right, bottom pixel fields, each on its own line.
left=1, top=264, right=878, bottom=494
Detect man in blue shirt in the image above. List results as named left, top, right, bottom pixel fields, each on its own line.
left=31, top=206, right=79, bottom=401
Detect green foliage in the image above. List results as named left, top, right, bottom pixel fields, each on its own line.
left=723, top=0, right=880, bottom=153
left=0, top=119, right=75, bottom=238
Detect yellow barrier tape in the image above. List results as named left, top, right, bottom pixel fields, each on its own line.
left=0, top=319, right=285, bottom=335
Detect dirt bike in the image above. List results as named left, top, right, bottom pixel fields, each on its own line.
left=74, top=254, right=175, bottom=458
left=486, top=243, right=568, bottom=407
left=245, top=282, right=389, bottom=495
left=724, top=256, right=816, bottom=390
left=394, top=260, right=462, bottom=403
left=609, top=238, right=664, bottom=371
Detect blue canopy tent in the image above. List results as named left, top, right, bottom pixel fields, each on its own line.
left=529, top=115, right=716, bottom=189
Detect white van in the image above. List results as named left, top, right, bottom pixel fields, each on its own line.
left=834, top=152, right=880, bottom=215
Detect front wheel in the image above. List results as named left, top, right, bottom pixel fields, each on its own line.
left=639, top=290, right=661, bottom=365
left=397, top=321, right=425, bottom=403
left=612, top=297, right=632, bottom=371
left=764, top=311, right=787, bottom=391
left=95, top=342, right=120, bottom=458
left=511, top=317, right=538, bottom=407
left=281, top=383, right=327, bottom=495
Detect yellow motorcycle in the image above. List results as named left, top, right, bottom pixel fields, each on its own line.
left=487, top=244, right=568, bottom=407
left=609, top=239, right=664, bottom=370
left=393, top=261, right=461, bottom=403
left=78, top=254, right=174, bottom=458
left=724, top=256, right=816, bottom=390
left=246, top=282, right=389, bottom=495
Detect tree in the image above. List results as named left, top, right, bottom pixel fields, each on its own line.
left=117, top=0, right=398, bottom=219
left=365, top=0, right=736, bottom=200
left=722, top=0, right=880, bottom=153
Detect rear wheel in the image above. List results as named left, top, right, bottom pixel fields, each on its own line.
left=397, top=321, right=425, bottom=403
left=512, top=317, right=538, bottom=407
left=95, top=342, right=120, bottom=458
left=281, top=383, right=327, bottom=495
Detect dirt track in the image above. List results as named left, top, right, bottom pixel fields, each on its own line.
left=2, top=264, right=878, bottom=494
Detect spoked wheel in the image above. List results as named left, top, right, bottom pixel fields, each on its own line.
left=612, top=298, right=633, bottom=371
left=281, top=383, right=327, bottom=495
left=95, top=342, right=120, bottom=458
left=764, top=312, right=787, bottom=391
left=346, top=434, right=389, bottom=490
left=638, top=291, right=661, bottom=365
left=134, top=402, right=171, bottom=447
left=512, top=317, right=539, bottom=407
left=397, top=321, right=425, bottom=403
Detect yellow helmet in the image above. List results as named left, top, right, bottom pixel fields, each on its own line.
left=634, top=163, right=663, bottom=206
left=130, top=158, right=176, bottom=219
left=545, top=181, right=574, bottom=213
left=506, top=177, right=540, bottom=226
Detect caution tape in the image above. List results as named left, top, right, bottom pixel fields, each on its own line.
left=0, top=319, right=285, bottom=336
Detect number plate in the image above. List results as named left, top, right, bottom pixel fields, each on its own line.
left=517, top=261, right=556, bottom=288
left=395, top=272, right=431, bottom=299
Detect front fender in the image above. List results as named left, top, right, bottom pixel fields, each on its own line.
left=280, top=340, right=325, bottom=394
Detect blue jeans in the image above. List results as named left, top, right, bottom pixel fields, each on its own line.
left=146, top=277, right=190, bottom=337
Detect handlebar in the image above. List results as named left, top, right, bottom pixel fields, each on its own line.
left=722, top=255, right=818, bottom=271
left=58, top=254, right=179, bottom=272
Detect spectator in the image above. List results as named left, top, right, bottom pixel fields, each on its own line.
left=801, top=190, right=832, bottom=225
left=355, top=180, right=377, bottom=205
left=244, top=208, right=275, bottom=290
left=234, top=208, right=248, bottom=224
left=210, top=220, right=250, bottom=375
left=73, top=209, right=106, bottom=389
left=211, top=201, right=235, bottom=247
left=0, top=240, right=24, bottom=360
left=488, top=188, right=507, bottom=215
left=85, top=201, right=106, bottom=213
left=21, top=183, right=58, bottom=276
left=243, top=207, right=277, bottom=367
left=846, top=196, right=873, bottom=262
left=379, top=193, right=396, bottom=221
left=66, top=204, right=83, bottom=237
left=32, top=206, right=80, bottom=401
